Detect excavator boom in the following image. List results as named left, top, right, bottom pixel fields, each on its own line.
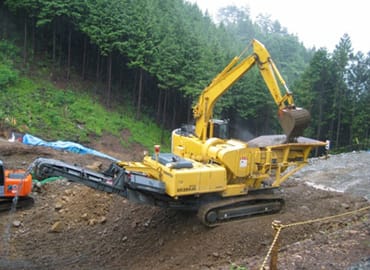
left=193, top=39, right=310, bottom=142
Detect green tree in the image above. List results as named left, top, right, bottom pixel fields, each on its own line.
left=80, top=0, right=128, bottom=106
left=5, top=0, right=41, bottom=66
left=346, top=51, right=370, bottom=145
left=295, top=48, right=335, bottom=142
left=330, top=34, right=353, bottom=147
left=121, top=0, right=157, bottom=119
left=36, top=0, right=85, bottom=79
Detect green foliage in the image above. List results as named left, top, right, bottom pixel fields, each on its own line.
left=79, top=0, right=128, bottom=56
left=230, top=263, right=248, bottom=270
left=0, top=40, right=19, bottom=88
left=0, top=64, right=18, bottom=88
left=295, top=48, right=334, bottom=139
left=0, top=65, right=169, bottom=150
left=294, top=34, right=370, bottom=151
left=0, top=40, right=20, bottom=63
left=2, top=1, right=368, bottom=152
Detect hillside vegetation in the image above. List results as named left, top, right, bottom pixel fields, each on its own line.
left=0, top=39, right=169, bottom=150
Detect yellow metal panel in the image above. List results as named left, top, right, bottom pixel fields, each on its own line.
left=172, top=131, right=204, bottom=161
left=162, top=162, right=226, bottom=197
left=163, top=169, right=199, bottom=197
left=198, top=164, right=226, bottom=192
left=222, top=184, right=248, bottom=197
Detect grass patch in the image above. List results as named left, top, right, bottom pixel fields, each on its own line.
left=1, top=77, right=170, bottom=150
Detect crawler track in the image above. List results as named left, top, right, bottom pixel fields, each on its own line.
left=0, top=196, right=34, bottom=212
left=197, top=193, right=284, bottom=227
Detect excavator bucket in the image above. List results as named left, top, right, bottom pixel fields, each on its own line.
left=278, top=108, right=311, bottom=142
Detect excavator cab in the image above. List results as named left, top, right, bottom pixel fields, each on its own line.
left=0, top=160, right=34, bottom=210
left=209, top=119, right=229, bottom=139
left=179, top=120, right=230, bottom=140
left=0, top=160, right=33, bottom=198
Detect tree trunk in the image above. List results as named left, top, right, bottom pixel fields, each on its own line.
left=156, top=89, right=163, bottom=124
left=66, top=27, right=72, bottom=80
left=171, top=92, right=177, bottom=129
left=161, top=89, right=168, bottom=143
left=187, top=98, right=192, bottom=123
left=136, top=69, right=144, bottom=120
left=315, top=92, right=323, bottom=156
left=93, top=49, right=101, bottom=96
left=163, top=90, right=168, bottom=126
left=348, top=105, right=355, bottom=146
left=335, top=112, right=341, bottom=148
left=96, top=50, right=100, bottom=83
left=107, top=53, right=112, bottom=107
left=119, top=65, right=124, bottom=89
left=132, top=70, right=138, bottom=106
left=23, top=16, right=28, bottom=67
left=171, top=104, right=177, bottom=129
left=1, top=6, right=7, bottom=39
left=335, top=95, right=343, bottom=148
left=328, top=87, right=339, bottom=143
left=82, top=36, right=87, bottom=80
left=52, top=20, right=56, bottom=64
left=31, top=17, right=35, bottom=57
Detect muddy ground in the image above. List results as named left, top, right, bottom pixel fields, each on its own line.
left=0, top=137, right=369, bottom=270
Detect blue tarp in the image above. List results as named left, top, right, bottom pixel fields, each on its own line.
left=22, top=133, right=118, bottom=161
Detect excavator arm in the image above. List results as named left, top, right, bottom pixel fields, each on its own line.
left=193, top=39, right=310, bottom=142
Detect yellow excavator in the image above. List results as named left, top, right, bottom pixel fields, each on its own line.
left=33, top=39, right=326, bottom=226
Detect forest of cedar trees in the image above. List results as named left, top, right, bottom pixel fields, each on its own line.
left=0, top=0, right=369, bottom=152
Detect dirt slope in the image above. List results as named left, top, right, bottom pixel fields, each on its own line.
left=0, top=138, right=369, bottom=270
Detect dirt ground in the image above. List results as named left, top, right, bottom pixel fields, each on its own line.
left=0, top=136, right=369, bottom=270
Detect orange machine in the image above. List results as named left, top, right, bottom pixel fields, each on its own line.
left=0, top=160, right=33, bottom=210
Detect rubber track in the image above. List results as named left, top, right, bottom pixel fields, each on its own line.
left=197, top=193, right=284, bottom=227
left=0, top=196, right=35, bottom=212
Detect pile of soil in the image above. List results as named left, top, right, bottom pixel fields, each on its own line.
left=0, top=137, right=369, bottom=269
